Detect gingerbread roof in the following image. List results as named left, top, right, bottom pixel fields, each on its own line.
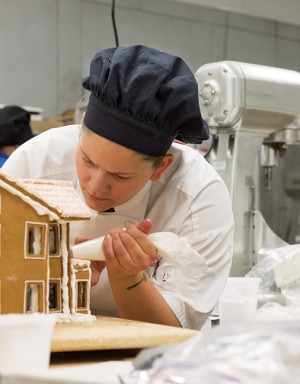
left=0, top=171, right=91, bottom=221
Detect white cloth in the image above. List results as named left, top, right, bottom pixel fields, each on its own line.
left=2, top=124, right=234, bottom=329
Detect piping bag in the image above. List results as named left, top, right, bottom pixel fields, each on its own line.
left=71, top=232, right=192, bottom=265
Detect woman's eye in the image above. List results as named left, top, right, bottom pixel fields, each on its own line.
left=114, top=174, right=130, bottom=181
left=83, top=157, right=93, bottom=166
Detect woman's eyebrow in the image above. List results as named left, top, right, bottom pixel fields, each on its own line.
left=80, top=148, right=95, bottom=163
left=109, top=170, right=138, bottom=176
left=81, top=147, right=139, bottom=175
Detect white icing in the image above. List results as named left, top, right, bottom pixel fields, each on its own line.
left=23, top=221, right=48, bottom=260
left=5, top=275, right=17, bottom=281
left=46, top=238, right=50, bottom=313
left=60, top=224, right=70, bottom=315
left=19, top=179, right=91, bottom=219
left=69, top=259, right=76, bottom=315
left=53, top=313, right=96, bottom=323
left=23, top=280, right=45, bottom=313
left=0, top=175, right=93, bottom=318
left=49, top=223, right=61, bottom=257
left=87, top=276, right=91, bottom=315
left=0, top=179, right=61, bottom=222
left=70, top=259, right=92, bottom=315
left=71, top=259, right=91, bottom=268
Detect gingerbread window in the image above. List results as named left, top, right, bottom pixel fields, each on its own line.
left=25, top=222, right=47, bottom=259
left=49, top=280, right=61, bottom=311
left=25, top=281, right=44, bottom=313
left=49, top=223, right=60, bottom=256
left=76, top=280, right=88, bottom=310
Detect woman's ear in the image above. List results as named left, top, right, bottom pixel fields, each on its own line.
left=150, top=154, right=174, bottom=181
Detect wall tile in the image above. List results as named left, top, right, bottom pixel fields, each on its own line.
left=226, top=29, right=276, bottom=65
left=0, top=0, right=57, bottom=117
left=229, top=12, right=276, bottom=35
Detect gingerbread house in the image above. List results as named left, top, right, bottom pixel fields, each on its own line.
left=0, top=172, right=92, bottom=317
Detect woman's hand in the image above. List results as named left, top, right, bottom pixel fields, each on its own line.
left=102, top=219, right=158, bottom=279
left=101, top=219, right=180, bottom=327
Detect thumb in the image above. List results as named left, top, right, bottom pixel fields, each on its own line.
left=137, top=219, right=153, bottom=234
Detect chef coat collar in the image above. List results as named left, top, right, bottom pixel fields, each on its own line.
left=76, top=180, right=152, bottom=223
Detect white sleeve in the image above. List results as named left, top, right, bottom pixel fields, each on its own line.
left=153, top=225, right=233, bottom=330
left=149, top=159, right=234, bottom=330
left=2, top=135, right=37, bottom=178
left=2, top=125, right=79, bottom=182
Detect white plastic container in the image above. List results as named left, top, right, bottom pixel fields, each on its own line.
left=0, top=313, right=56, bottom=375
left=218, top=277, right=261, bottom=325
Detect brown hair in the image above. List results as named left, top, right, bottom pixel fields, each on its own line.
left=80, top=122, right=165, bottom=170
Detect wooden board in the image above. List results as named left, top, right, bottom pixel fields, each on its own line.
left=51, top=316, right=197, bottom=352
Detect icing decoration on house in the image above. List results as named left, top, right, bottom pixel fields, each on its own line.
left=0, top=171, right=92, bottom=319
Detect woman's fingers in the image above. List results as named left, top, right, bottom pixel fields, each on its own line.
left=103, top=224, right=158, bottom=278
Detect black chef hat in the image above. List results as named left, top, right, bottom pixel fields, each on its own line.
left=0, top=106, right=33, bottom=147
left=82, top=45, right=209, bottom=156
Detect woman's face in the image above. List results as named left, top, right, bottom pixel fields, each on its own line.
left=76, top=128, right=172, bottom=212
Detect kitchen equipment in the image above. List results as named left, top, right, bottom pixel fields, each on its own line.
left=195, top=61, right=300, bottom=276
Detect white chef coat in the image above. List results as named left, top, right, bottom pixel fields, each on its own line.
left=2, top=124, right=234, bottom=329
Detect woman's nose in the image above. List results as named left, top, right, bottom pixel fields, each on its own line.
left=88, top=171, right=110, bottom=194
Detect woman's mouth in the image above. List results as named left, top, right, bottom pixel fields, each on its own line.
left=85, top=191, right=113, bottom=207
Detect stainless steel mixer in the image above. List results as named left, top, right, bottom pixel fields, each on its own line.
left=195, top=61, right=300, bottom=276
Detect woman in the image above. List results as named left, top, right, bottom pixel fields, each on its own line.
left=3, top=45, right=234, bottom=329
